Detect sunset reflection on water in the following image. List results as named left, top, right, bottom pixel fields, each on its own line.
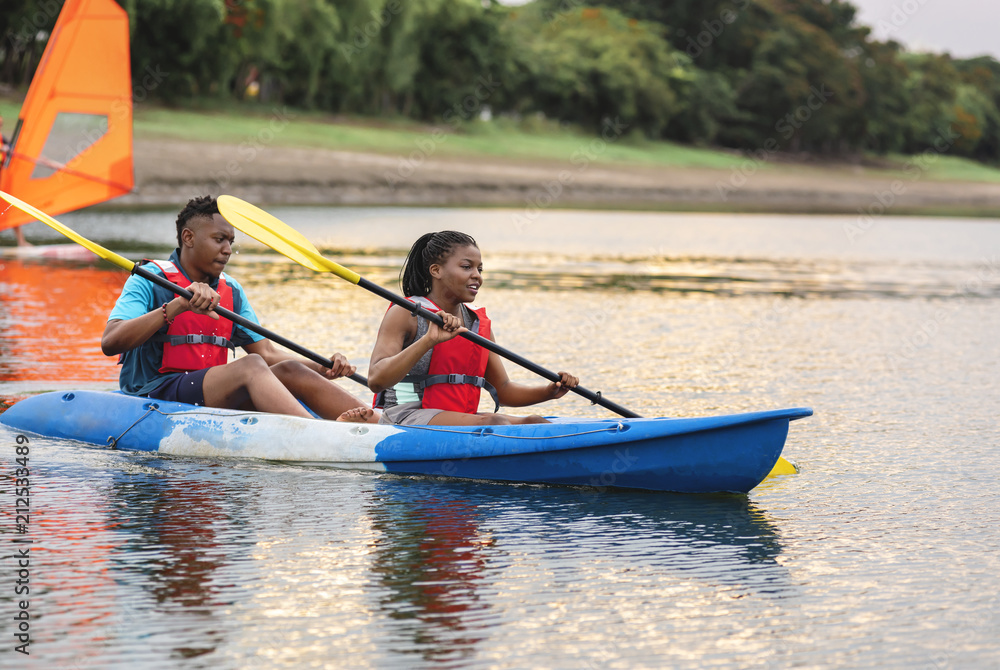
left=0, top=258, right=122, bottom=385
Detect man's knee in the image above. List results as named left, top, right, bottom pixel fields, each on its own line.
left=232, top=353, right=269, bottom=379
left=269, top=359, right=312, bottom=383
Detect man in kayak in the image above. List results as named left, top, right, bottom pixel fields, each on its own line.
left=101, top=195, right=376, bottom=422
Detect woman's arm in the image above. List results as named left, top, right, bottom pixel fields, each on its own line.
left=485, top=336, right=579, bottom=408
left=367, top=306, right=465, bottom=393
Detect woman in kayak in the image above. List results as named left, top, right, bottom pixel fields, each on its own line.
left=367, top=231, right=579, bottom=426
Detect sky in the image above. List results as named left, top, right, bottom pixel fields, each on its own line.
left=848, top=0, right=1000, bottom=60
left=498, top=0, right=1000, bottom=61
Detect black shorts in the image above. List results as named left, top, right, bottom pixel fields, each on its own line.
left=147, top=368, right=211, bottom=406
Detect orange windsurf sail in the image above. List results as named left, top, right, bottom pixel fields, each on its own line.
left=0, top=0, right=133, bottom=232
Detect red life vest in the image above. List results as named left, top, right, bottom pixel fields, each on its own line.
left=149, top=260, right=236, bottom=373
left=376, top=296, right=496, bottom=414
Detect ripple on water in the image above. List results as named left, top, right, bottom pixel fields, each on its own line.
left=2, top=210, right=999, bottom=668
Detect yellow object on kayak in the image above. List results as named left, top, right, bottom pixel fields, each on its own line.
left=767, top=456, right=799, bottom=477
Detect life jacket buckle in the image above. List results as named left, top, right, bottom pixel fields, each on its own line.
left=446, top=373, right=463, bottom=385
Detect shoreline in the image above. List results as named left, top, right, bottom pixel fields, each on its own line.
left=115, top=138, right=1000, bottom=217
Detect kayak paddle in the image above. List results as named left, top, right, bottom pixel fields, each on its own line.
left=215, top=197, right=799, bottom=476
left=0, top=190, right=797, bottom=477
left=218, top=195, right=635, bottom=418
left=0, top=189, right=368, bottom=386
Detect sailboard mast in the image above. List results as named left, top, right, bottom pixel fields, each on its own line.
left=0, top=0, right=134, bottom=233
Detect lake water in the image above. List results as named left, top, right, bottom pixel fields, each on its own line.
left=1, top=208, right=999, bottom=668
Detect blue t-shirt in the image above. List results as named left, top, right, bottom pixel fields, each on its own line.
left=108, top=250, right=264, bottom=395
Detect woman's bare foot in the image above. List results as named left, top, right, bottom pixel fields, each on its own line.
left=336, top=406, right=379, bottom=423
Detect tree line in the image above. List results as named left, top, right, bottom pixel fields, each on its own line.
left=2, top=0, right=998, bottom=164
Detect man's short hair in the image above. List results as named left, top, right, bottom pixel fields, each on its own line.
left=175, top=195, right=219, bottom=247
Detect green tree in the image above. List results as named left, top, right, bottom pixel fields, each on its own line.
left=503, top=5, right=691, bottom=136
left=898, top=53, right=959, bottom=154
left=1, top=0, right=66, bottom=87
left=719, top=7, right=863, bottom=153
left=664, top=68, right=738, bottom=145
left=219, top=0, right=341, bottom=108
left=126, top=0, right=229, bottom=101
left=847, top=38, right=911, bottom=154
left=954, top=56, right=1000, bottom=162
left=403, top=0, right=512, bottom=120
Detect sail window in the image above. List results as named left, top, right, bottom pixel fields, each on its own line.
left=30, top=112, right=109, bottom=179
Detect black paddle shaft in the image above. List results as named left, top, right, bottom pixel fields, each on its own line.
left=132, top=263, right=368, bottom=387
left=358, top=278, right=642, bottom=419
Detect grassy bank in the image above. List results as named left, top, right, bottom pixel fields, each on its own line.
left=4, top=96, right=1000, bottom=184
left=131, top=103, right=749, bottom=169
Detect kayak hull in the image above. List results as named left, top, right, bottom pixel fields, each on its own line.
left=0, top=391, right=812, bottom=493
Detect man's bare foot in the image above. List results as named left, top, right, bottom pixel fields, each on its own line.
left=14, top=227, right=32, bottom=247
left=336, top=406, right=378, bottom=423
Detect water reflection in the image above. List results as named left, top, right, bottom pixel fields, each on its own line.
left=366, top=477, right=788, bottom=664
left=106, top=458, right=250, bottom=661
left=0, top=258, right=121, bottom=384
left=232, top=251, right=1000, bottom=301
left=0, top=446, right=122, bottom=669
left=368, top=480, right=492, bottom=666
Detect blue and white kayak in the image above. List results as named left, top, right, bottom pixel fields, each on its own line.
left=0, top=391, right=812, bottom=493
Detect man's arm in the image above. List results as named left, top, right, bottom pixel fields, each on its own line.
left=241, top=339, right=356, bottom=379
left=102, top=281, right=220, bottom=356
left=228, top=275, right=355, bottom=379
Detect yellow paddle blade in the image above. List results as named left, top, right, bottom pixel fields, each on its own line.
left=0, top=189, right=134, bottom=271
left=767, top=456, right=798, bottom=477
left=218, top=195, right=320, bottom=257
left=217, top=195, right=361, bottom=283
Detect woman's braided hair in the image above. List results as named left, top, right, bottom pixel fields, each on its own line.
left=400, top=231, right=478, bottom=297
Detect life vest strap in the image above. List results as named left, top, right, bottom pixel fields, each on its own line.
left=412, top=373, right=500, bottom=413
left=153, top=333, right=236, bottom=350
left=373, top=374, right=500, bottom=412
